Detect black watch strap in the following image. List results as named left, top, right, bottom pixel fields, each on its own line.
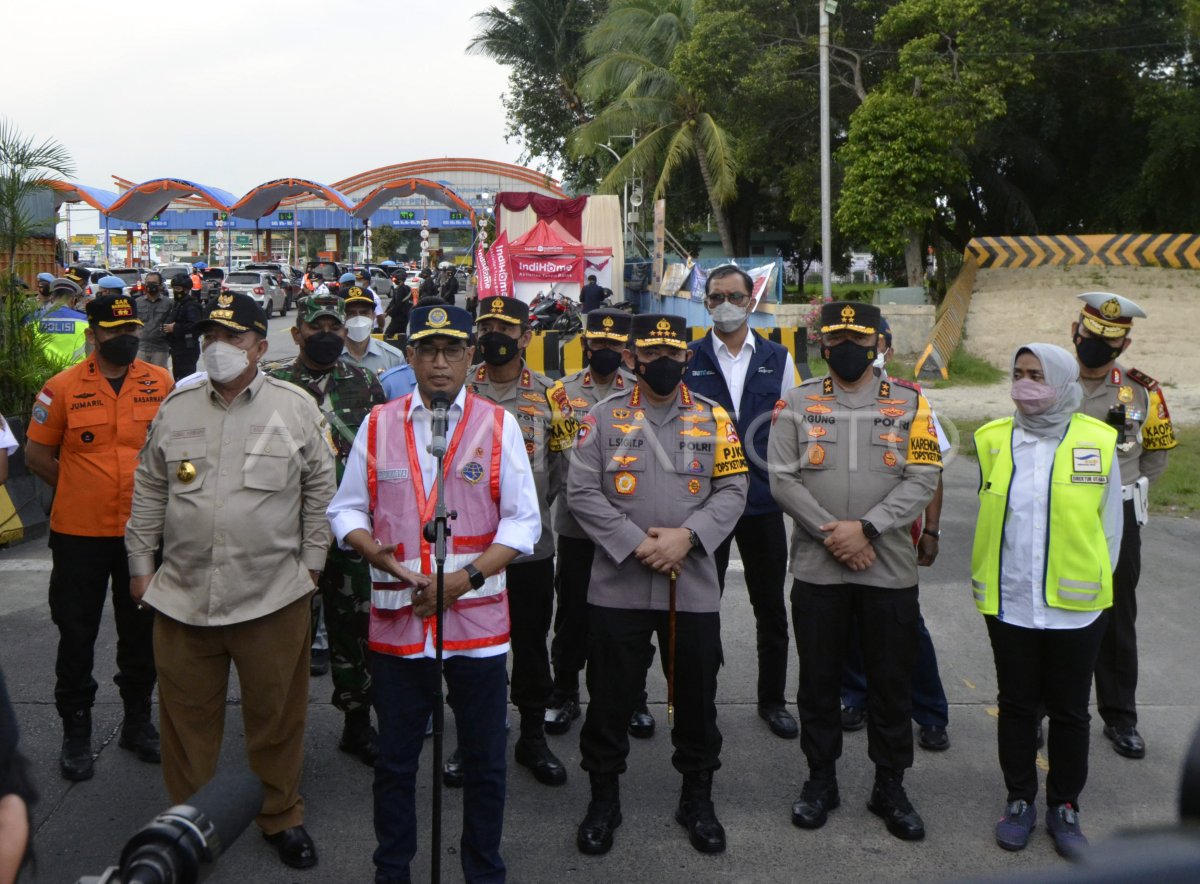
left=688, top=528, right=701, bottom=549
left=464, top=564, right=486, bottom=589
left=859, top=519, right=880, bottom=540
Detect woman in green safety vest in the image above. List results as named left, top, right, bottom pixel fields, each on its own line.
left=971, top=343, right=1121, bottom=859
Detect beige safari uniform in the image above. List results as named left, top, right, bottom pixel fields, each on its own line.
left=567, top=383, right=749, bottom=613
left=469, top=360, right=578, bottom=562
left=1078, top=362, right=1175, bottom=491
left=553, top=367, right=634, bottom=540
left=768, top=375, right=941, bottom=588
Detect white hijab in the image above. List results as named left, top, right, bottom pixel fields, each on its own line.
left=1011, top=342, right=1082, bottom=437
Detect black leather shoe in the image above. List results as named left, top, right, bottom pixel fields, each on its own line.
left=309, top=648, right=330, bottom=677
left=841, top=705, right=866, bottom=732
left=867, top=777, right=925, bottom=841
left=1103, top=725, right=1146, bottom=759
left=119, top=713, right=161, bottom=764
left=759, top=705, right=799, bottom=739
left=515, top=736, right=567, bottom=785
left=60, top=709, right=94, bottom=782
left=544, top=694, right=581, bottom=736
left=918, top=725, right=950, bottom=752
left=339, top=716, right=379, bottom=767
left=577, top=799, right=622, bottom=854
left=264, top=825, right=318, bottom=869
left=628, top=706, right=655, bottom=739
left=674, top=771, right=726, bottom=853
left=791, top=778, right=840, bottom=829
left=443, top=747, right=464, bottom=788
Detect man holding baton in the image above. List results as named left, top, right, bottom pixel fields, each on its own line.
left=327, top=304, right=540, bottom=884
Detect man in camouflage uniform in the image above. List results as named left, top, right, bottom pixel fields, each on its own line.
left=545, top=309, right=656, bottom=740
left=1071, top=292, right=1177, bottom=760
left=268, top=294, right=385, bottom=765
left=446, top=295, right=578, bottom=789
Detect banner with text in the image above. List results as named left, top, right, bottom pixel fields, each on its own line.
left=489, top=232, right=514, bottom=296
left=475, top=243, right=495, bottom=297
left=512, top=254, right=584, bottom=283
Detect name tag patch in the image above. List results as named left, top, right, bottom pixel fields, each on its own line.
left=1071, top=474, right=1108, bottom=484
left=1072, top=448, right=1101, bottom=473
left=378, top=468, right=410, bottom=481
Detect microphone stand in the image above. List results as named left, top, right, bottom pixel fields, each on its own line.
left=423, top=397, right=454, bottom=884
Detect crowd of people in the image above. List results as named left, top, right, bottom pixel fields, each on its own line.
left=0, top=261, right=1177, bottom=883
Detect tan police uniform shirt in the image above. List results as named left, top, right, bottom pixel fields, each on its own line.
left=552, top=367, right=633, bottom=540
left=469, top=361, right=578, bottom=562
left=567, top=383, right=749, bottom=614
left=768, top=375, right=941, bottom=588
left=126, top=371, right=337, bottom=626
left=1078, top=362, right=1175, bottom=486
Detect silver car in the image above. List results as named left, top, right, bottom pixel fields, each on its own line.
left=223, top=270, right=286, bottom=317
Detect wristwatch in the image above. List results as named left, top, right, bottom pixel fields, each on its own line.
left=688, top=529, right=701, bottom=549
left=859, top=519, right=881, bottom=540
left=923, top=528, right=941, bottom=539
left=464, top=564, right=486, bottom=589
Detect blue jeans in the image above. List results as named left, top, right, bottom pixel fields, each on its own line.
left=371, top=651, right=508, bottom=884
left=842, top=613, right=949, bottom=729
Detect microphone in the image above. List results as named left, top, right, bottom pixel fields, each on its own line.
left=429, top=393, right=451, bottom=459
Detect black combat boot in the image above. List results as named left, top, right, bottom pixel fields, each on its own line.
left=338, top=708, right=380, bottom=767
left=118, top=698, right=161, bottom=763
left=514, top=711, right=566, bottom=785
left=867, top=769, right=925, bottom=841
left=577, top=772, right=621, bottom=855
left=60, top=709, right=94, bottom=781
left=675, top=770, right=726, bottom=853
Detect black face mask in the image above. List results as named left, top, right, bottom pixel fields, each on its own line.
left=636, top=355, right=686, bottom=396
left=479, top=331, right=520, bottom=366
left=1075, top=334, right=1122, bottom=369
left=823, top=340, right=875, bottom=382
left=145, top=283, right=161, bottom=295
left=98, top=333, right=140, bottom=366
left=303, top=331, right=345, bottom=365
left=588, top=347, right=623, bottom=377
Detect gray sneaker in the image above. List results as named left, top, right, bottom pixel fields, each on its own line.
left=995, top=799, right=1036, bottom=851
left=1046, top=803, right=1088, bottom=858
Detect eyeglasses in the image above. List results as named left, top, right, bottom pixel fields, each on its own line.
left=705, top=292, right=749, bottom=305
left=413, top=343, right=469, bottom=363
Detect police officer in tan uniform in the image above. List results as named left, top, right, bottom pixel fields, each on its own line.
left=569, top=313, right=749, bottom=857
left=1071, top=292, right=1176, bottom=760
left=454, top=295, right=579, bottom=788
left=769, top=301, right=941, bottom=842
left=546, top=309, right=653, bottom=736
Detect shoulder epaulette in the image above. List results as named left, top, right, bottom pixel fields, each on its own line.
left=1127, top=368, right=1160, bottom=391
left=890, top=377, right=923, bottom=393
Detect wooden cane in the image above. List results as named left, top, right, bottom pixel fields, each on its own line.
left=668, top=569, right=678, bottom=726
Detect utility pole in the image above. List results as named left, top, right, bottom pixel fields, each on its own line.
left=819, top=0, right=835, bottom=301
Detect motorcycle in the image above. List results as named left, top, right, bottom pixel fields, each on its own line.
left=529, top=290, right=583, bottom=336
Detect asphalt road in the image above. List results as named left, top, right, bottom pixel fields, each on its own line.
left=1, top=456, right=1198, bottom=883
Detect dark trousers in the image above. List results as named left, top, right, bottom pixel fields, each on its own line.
left=580, top=605, right=723, bottom=775
left=714, top=511, right=790, bottom=708
left=1095, top=501, right=1141, bottom=728
left=169, top=346, right=198, bottom=381
left=985, top=615, right=1106, bottom=809
left=371, top=652, right=508, bottom=884
left=507, top=557, right=555, bottom=724
left=792, top=579, right=919, bottom=776
left=550, top=535, right=595, bottom=696
left=320, top=550, right=371, bottom=714
left=842, top=613, right=949, bottom=728
left=47, top=532, right=156, bottom=716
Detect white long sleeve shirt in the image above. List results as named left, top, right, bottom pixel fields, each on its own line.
left=997, top=426, right=1123, bottom=630
left=712, top=330, right=797, bottom=418
left=327, top=385, right=541, bottom=658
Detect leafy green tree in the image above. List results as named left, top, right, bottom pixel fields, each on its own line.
left=0, top=117, right=74, bottom=277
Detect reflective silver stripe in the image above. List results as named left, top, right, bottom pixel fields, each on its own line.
left=1059, top=578, right=1101, bottom=591
left=971, top=578, right=987, bottom=601
left=1058, top=580, right=1101, bottom=601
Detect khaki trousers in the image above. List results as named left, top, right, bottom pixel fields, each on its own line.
left=154, top=594, right=311, bottom=834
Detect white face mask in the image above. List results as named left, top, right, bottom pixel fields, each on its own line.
left=710, top=301, right=749, bottom=333
left=345, top=315, right=374, bottom=342
left=202, top=340, right=251, bottom=383
left=872, top=350, right=888, bottom=372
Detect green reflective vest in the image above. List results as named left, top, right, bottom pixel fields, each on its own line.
left=970, top=414, right=1117, bottom=616
left=37, top=311, right=89, bottom=366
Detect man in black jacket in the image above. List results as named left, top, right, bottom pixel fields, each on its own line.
left=162, top=273, right=201, bottom=380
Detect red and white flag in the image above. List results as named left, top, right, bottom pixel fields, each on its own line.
left=475, top=242, right=495, bottom=297
left=489, top=232, right=513, bottom=296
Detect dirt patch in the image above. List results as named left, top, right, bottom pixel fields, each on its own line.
left=933, top=264, right=1200, bottom=426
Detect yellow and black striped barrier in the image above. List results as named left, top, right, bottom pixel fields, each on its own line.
left=967, top=233, right=1200, bottom=269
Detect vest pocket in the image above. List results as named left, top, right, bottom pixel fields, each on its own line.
left=165, top=441, right=207, bottom=493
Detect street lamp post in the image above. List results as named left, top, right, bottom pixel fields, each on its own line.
left=819, top=0, right=836, bottom=301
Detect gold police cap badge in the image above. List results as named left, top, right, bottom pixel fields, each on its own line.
left=841, top=305, right=856, bottom=322
left=491, top=297, right=506, bottom=312
left=1101, top=298, right=1122, bottom=319
left=217, top=292, right=233, bottom=308
left=602, top=316, right=614, bottom=328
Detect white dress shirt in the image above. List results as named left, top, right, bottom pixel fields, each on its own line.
left=712, top=329, right=797, bottom=418
left=998, top=426, right=1123, bottom=630
left=327, top=385, right=541, bottom=658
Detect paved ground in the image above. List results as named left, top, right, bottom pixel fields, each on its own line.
left=2, top=456, right=1198, bottom=883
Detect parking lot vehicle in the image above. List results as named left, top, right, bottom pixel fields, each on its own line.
left=222, top=270, right=286, bottom=317
left=107, top=267, right=145, bottom=297
left=244, top=262, right=301, bottom=310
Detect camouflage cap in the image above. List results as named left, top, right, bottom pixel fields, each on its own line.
left=298, top=294, right=345, bottom=325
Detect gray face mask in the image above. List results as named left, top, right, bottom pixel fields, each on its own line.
left=710, top=301, right=749, bottom=333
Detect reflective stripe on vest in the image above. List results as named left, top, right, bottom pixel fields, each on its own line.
left=970, top=414, right=1117, bottom=616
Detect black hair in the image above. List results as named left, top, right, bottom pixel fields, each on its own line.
left=704, top=264, right=753, bottom=296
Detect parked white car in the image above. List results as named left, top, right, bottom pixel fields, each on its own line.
left=222, top=270, right=286, bottom=317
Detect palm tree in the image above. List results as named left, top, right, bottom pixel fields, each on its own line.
left=467, top=0, right=600, bottom=125
left=570, top=0, right=739, bottom=255
left=0, top=117, right=74, bottom=280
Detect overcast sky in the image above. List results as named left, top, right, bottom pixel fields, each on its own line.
left=6, top=0, right=523, bottom=233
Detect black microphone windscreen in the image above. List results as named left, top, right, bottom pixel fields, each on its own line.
left=185, top=765, right=264, bottom=859
left=431, top=393, right=452, bottom=412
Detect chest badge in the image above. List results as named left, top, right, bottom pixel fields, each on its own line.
left=612, top=408, right=631, bottom=419
left=1118, top=385, right=1134, bottom=404
left=806, top=404, right=832, bottom=414
left=176, top=459, right=197, bottom=484
left=688, top=478, right=702, bottom=495
left=614, top=471, right=637, bottom=495
left=883, top=451, right=898, bottom=467
left=808, top=443, right=827, bottom=466
left=460, top=461, right=484, bottom=484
